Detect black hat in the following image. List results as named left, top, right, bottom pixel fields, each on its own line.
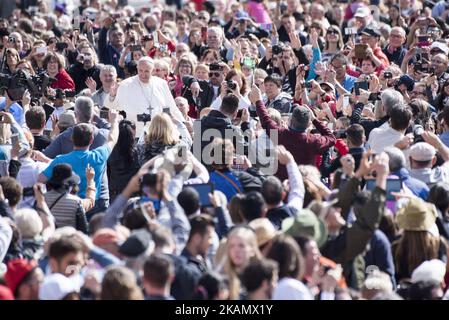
left=360, top=27, right=381, bottom=38
left=119, top=229, right=153, bottom=257
left=47, top=164, right=80, bottom=187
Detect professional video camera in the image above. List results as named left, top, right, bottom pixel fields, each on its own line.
left=0, top=69, right=55, bottom=102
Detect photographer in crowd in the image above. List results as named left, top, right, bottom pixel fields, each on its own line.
left=2, top=0, right=449, bottom=302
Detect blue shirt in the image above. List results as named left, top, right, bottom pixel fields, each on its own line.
left=440, top=132, right=449, bottom=148
left=42, top=145, right=111, bottom=199
left=342, top=74, right=357, bottom=93
left=0, top=99, right=24, bottom=125
left=393, top=168, right=429, bottom=200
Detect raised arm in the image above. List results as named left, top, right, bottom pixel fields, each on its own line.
left=106, top=109, right=120, bottom=150
left=342, top=153, right=388, bottom=263
left=250, top=85, right=281, bottom=133
left=277, top=145, right=304, bottom=211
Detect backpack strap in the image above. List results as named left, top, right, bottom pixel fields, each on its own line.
left=48, top=192, right=66, bottom=211
left=214, top=171, right=242, bottom=194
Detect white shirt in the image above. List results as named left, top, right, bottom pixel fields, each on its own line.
left=105, top=75, right=184, bottom=136
left=272, top=278, right=313, bottom=300
left=17, top=158, right=48, bottom=188
left=45, top=106, right=66, bottom=130
left=367, top=126, right=403, bottom=154
left=210, top=94, right=251, bottom=110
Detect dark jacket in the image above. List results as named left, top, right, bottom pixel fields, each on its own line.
left=321, top=177, right=386, bottom=289
left=137, top=141, right=177, bottom=166
left=321, top=146, right=365, bottom=178
left=107, top=146, right=140, bottom=201
left=33, top=135, right=52, bottom=152
left=364, top=229, right=396, bottom=288
left=98, top=27, right=125, bottom=78
left=266, top=205, right=298, bottom=230
left=68, top=62, right=101, bottom=94
left=167, top=252, right=202, bottom=300
left=351, top=102, right=389, bottom=139
left=181, top=76, right=216, bottom=113
left=255, top=100, right=336, bottom=181
left=198, top=110, right=249, bottom=165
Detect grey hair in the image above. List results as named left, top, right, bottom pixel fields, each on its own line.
left=384, top=146, right=406, bottom=172
left=74, top=96, right=94, bottom=123
left=208, top=26, right=223, bottom=39
left=138, top=56, right=154, bottom=66
left=380, top=89, right=404, bottom=116
left=100, top=64, right=117, bottom=76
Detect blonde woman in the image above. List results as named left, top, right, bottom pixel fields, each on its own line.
left=137, top=113, right=191, bottom=165
left=217, top=226, right=262, bottom=300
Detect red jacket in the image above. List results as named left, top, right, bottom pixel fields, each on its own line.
left=256, top=100, right=336, bottom=181
left=51, top=69, right=75, bottom=91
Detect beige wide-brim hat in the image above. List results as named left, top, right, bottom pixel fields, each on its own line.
left=396, top=198, right=438, bottom=232
left=248, top=218, right=279, bottom=247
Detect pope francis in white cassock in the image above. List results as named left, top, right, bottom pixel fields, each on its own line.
left=104, top=57, right=184, bottom=136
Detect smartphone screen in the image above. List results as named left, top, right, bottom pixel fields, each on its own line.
left=42, top=103, right=55, bottom=122
left=11, top=133, right=19, bottom=146
left=152, top=31, right=159, bottom=45
left=354, top=81, right=369, bottom=96
left=36, top=46, right=47, bottom=55
left=163, top=107, right=171, bottom=116
left=343, top=95, right=350, bottom=108
left=183, top=184, right=214, bottom=207
left=365, top=179, right=402, bottom=201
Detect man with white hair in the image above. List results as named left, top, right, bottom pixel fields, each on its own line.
left=91, top=65, right=117, bottom=107
left=383, top=27, right=407, bottom=66
left=105, top=57, right=183, bottom=136
left=192, top=26, right=228, bottom=62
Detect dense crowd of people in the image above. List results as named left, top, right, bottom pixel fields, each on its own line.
left=0, top=0, right=449, bottom=300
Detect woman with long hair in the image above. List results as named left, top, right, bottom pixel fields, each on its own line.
left=267, top=234, right=313, bottom=300
left=107, top=120, right=140, bottom=201
left=1, top=48, right=20, bottom=75
left=321, top=25, right=344, bottom=64
left=392, top=198, right=448, bottom=282
left=219, top=226, right=262, bottom=300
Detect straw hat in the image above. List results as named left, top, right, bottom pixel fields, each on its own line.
left=396, top=198, right=438, bottom=232
left=248, top=218, right=278, bottom=247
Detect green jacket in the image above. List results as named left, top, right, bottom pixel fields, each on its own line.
left=321, top=177, right=386, bottom=289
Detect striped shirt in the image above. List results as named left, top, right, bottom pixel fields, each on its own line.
left=45, top=190, right=85, bottom=230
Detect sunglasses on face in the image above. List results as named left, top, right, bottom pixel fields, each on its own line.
left=327, top=30, right=338, bottom=35
left=209, top=72, right=221, bottom=77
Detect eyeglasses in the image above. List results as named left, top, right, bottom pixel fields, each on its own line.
left=209, top=72, right=221, bottom=77
left=179, top=64, right=192, bottom=68
left=327, top=30, right=338, bottom=35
